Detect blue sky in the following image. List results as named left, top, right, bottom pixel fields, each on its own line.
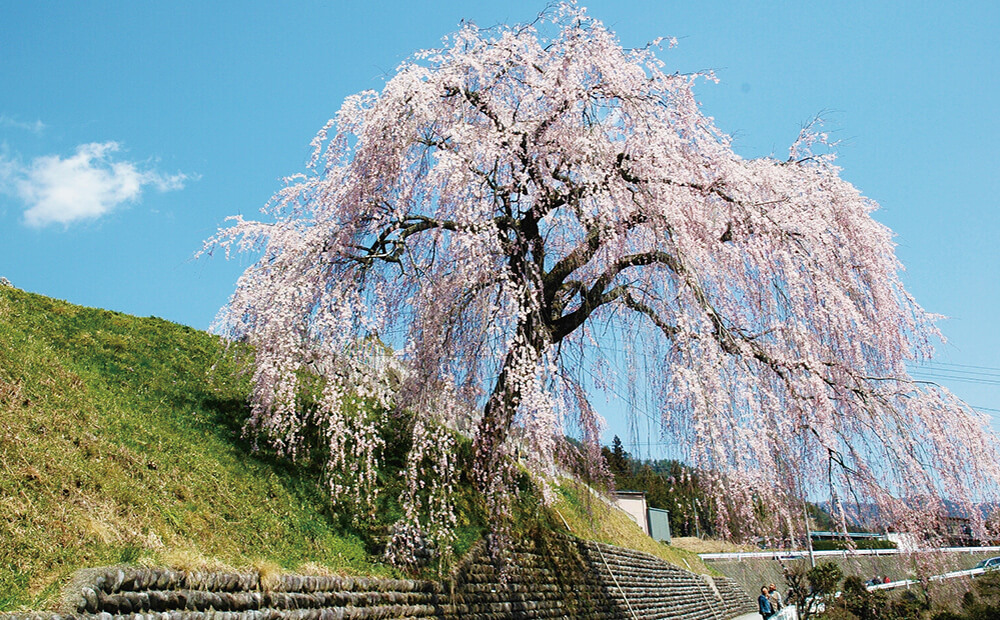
left=1, top=1, right=997, bottom=455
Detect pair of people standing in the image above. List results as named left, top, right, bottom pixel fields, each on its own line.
left=758, top=583, right=782, bottom=619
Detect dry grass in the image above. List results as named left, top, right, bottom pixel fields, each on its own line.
left=252, top=560, right=284, bottom=590
left=670, top=536, right=755, bottom=554
left=298, top=562, right=344, bottom=577
left=550, top=479, right=713, bottom=575
left=160, top=549, right=238, bottom=574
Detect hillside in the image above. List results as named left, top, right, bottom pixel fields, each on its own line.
left=0, top=286, right=706, bottom=611
left=0, top=285, right=404, bottom=609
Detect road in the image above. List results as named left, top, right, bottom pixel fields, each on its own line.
left=732, top=607, right=797, bottom=620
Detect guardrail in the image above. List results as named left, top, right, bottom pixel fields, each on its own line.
left=699, top=546, right=1000, bottom=561
left=749, top=571, right=990, bottom=620
left=866, top=567, right=988, bottom=591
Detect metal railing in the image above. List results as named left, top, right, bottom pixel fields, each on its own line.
left=867, top=566, right=988, bottom=591
left=700, top=546, right=1000, bottom=562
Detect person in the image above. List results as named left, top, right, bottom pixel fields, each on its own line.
left=759, top=585, right=775, bottom=619
left=768, top=583, right=783, bottom=610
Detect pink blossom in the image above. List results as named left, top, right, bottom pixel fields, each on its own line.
left=207, top=3, right=1000, bottom=551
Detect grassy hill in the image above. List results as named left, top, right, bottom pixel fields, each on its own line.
left=0, top=285, right=705, bottom=611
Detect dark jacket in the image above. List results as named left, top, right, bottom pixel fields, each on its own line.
left=758, top=593, right=774, bottom=617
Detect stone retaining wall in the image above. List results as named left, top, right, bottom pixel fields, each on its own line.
left=7, top=536, right=754, bottom=619
left=706, top=550, right=1000, bottom=601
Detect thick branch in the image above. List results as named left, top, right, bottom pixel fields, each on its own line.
left=547, top=250, right=680, bottom=341
left=589, top=250, right=680, bottom=296
left=543, top=212, right=649, bottom=307
left=345, top=214, right=518, bottom=266
left=620, top=290, right=678, bottom=338
left=550, top=284, right=629, bottom=342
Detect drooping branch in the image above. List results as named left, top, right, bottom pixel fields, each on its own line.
left=542, top=211, right=649, bottom=306
left=345, top=213, right=519, bottom=266
left=548, top=249, right=680, bottom=341
left=210, top=5, right=1000, bottom=553
left=619, top=290, right=678, bottom=338
left=345, top=216, right=457, bottom=265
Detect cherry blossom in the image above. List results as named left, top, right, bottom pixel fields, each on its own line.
left=207, top=3, right=1000, bottom=548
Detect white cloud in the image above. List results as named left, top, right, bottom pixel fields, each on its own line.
left=0, top=141, right=188, bottom=227
left=0, top=114, right=46, bottom=133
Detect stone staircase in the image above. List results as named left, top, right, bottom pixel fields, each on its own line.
left=576, top=541, right=751, bottom=619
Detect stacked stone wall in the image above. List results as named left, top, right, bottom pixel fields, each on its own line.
left=706, top=550, right=1000, bottom=601
left=6, top=535, right=754, bottom=619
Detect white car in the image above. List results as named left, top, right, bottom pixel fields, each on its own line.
left=974, top=557, right=1000, bottom=571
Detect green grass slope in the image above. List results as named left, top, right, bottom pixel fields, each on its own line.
left=0, top=286, right=389, bottom=610
left=0, top=286, right=706, bottom=611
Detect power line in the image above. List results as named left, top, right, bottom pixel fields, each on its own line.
left=912, top=360, right=1000, bottom=374
left=909, top=366, right=1000, bottom=380
left=909, top=371, right=1000, bottom=388
left=573, top=359, right=1000, bottom=441
left=913, top=370, right=1000, bottom=382
left=571, top=358, right=685, bottom=459
left=580, top=341, right=1000, bottom=386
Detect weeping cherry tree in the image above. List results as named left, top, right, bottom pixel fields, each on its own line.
left=207, top=4, right=1000, bottom=558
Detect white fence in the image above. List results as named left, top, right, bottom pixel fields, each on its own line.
left=774, top=605, right=798, bottom=619
left=700, top=546, right=1000, bottom=562
left=866, top=566, right=988, bottom=591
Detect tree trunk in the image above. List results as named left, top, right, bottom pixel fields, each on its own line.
left=471, top=363, right=519, bottom=490
left=471, top=315, right=549, bottom=491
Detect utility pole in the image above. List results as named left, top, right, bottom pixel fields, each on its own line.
left=802, top=498, right=816, bottom=568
